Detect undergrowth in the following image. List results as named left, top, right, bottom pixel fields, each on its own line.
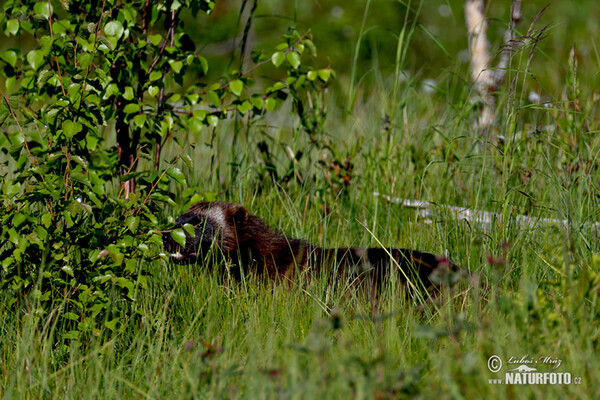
left=2, top=1, right=600, bottom=398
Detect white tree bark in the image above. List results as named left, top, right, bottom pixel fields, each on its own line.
left=465, top=0, right=521, bottom=136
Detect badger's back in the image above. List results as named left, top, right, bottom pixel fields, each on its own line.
left=163, top=201, right=458, bottom=287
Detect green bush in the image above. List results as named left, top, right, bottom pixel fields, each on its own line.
left=0, top=0, right=330, bottom=345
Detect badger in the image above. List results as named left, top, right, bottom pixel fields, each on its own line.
left=162, top=201, right=458, bottom=288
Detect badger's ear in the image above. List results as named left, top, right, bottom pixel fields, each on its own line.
left=230, top=204, right=248, bottom=227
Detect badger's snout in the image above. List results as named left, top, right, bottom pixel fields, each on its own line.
left=163, top=209, right=225, bottom=263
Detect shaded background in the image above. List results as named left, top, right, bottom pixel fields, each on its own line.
left=4, top=1, right=600, bottom=126
left=186, top=0, right=600, bottom=105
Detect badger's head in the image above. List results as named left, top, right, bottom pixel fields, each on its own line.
left=163, top=202, right=248, bottom=263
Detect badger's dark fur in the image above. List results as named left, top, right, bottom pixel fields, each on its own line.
left=163, top=201, right=458, bottom=288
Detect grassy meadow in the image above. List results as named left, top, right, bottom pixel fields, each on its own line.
left=2, top=0, right=600, bottom=398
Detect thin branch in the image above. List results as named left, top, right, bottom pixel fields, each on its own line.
left=47, top=0, right=67, bottom=97
left=77, top=0, right=106, bottom=116
left=374, top=193, right=600, bottom=232
left=147, top=9, right=179, bottom=76
left=139, top=143, right=191, bottom=210
left=0, top=86, right=36, bottom=166
left=64, top=151, right=71, bottom=201
left=199, top=30, right=312, bottom=96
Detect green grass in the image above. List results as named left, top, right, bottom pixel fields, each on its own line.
left=3, top=1, right=600, bottom=398
left=2, top=234, right=598, bottom=398
left=3, top=114, right=599, bottom=398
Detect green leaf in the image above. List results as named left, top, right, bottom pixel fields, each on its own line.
left=182, top=223, right=196, bottom=238
left=199, top=56, right=208, bottom=74
left=104, top=21, right=124, bottom=39
left=182, top=154, right=193, bottom=170
left=318, top=68, right=332, bottom=82
left=33, top=2, right=52, bottom=18
left=5, top=20, right=19, bottom=36
left=86, top=135, right=99, bottom=151
left=148, top=34, right=162, bottom=45
left=133, top=113, right=146, bottom=127
left=103, top=83, right=118, bottom=99
left=187, top=93, right=200, bottom=105
left=193, top=109, right=207, bottom=120
left=149, top=71, right=162, bottom=81
left=251, top=97, right=263, bottom=110
left=171, top=0, right=182, bottom=11
left=169, top=60, right=183, bottom=73
left=237, top=101, right=252, bottom=114
left=64, top=211, right=74, bottom=228
left=63, top=331, right=80, bottom=340
left=161, top=115, right=174, bottom=131
left=0, top=51, right=17, bottom=67
left=78, top=290, right=89, bottom=304
left=105, top=318, right=119, bottom=331
left=67, top=83, right=81, bottom=100
left=63, top=120, right=83, bottom=138
left=116, top=277, right=135, bottom=295
left=20, top=76, right=34, bottom=89
left=148, top=86, right=159, bottom=97
left=166, top=167, right=187, bottom=185
left=123, top=103, right=140, bottom=114
left=149, top=193, right=175, bottom=205
left=41, top=213, right=52, bottom=228
left=271, top=51, right=285, bottom=67
left=265, top=97, right=277, bottom=112
left=12, top=213, right=26, bottom=228
left=78, top=52, right=92, bottom=69
left=188, top=116, right=203, bottom=133
left=27, top=50, right=44, bottom=70
left=286, top=52, right=301, bottom=69
left=3, top=179, right=18, bottom=198
left=53, top=20, right=69, bottom=35
left=307, top=70, right=318, bottom=81
left=110, top=252, right=124, bottom=266
left=138, top=243, right=149, bottom=255
left=40, top=35, right=52, bottom=55
left=304, top=39, right=317, bottom=57
left=270, top=82, right=286, bottom=92
left=98, top=36, right=114, bottom=52
left=170, top=229, right=187, bottom=248
left=62, top=312, right=79, bottom=321
left=123, top=86, right=134, bottom=100
left=207, top=90, right=220, bottom=106
left=207, top=115, right=218, bottom=127
left=2, top=257, right=14, bottom=268
left=229, top=79, right=243, bottom=96
left=294, top=75, right=306, bottom=89
left=126, top=215, right=140, bottom=233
